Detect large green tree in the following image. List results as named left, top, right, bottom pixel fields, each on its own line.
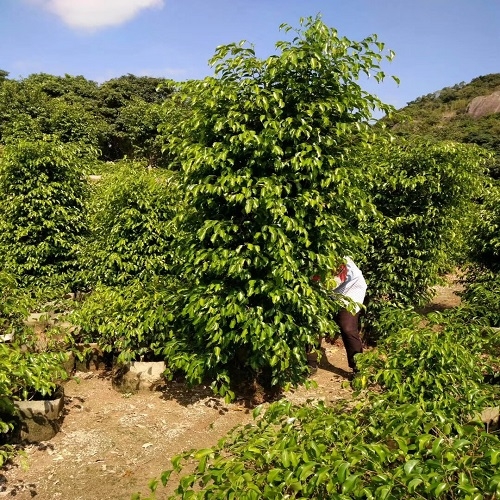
left=97, top=75, right=175, bottom=160
left=159, top=16, right=396, bottom=396
left=0, top=75, right=105, bottom=147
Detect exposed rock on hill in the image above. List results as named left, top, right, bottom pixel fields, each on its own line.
left=467, top=91, right=500, bottom=118
left=385, top=74, right=500, bottom=170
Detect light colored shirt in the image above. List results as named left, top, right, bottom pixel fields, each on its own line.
left=333, top=257, right=367, bottom=313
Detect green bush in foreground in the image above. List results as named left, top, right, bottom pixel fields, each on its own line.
left=71, top=277, right=178, bottom=364
left=0, top=343, right=69, bottom=467
left=143, top=402, right=499, bottom=499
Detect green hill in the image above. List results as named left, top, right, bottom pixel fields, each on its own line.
left=385, top=73, right=500, bottom=176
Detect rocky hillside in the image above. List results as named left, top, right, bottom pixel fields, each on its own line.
left=467, top=90, right=500, bottom=118
left=384, top=73, right=500, bottom=176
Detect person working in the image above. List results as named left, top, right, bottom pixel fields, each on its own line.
left=330, top=257, right=367, bottom=372
left=311, top=257, right=367, bottom=374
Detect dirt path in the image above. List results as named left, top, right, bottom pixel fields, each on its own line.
left=1, top=275, right=463, bottom=500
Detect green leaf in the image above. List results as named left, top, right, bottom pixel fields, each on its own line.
left=408, top=478, right=423, bottom=492
left=299, top=462, right=316, bottom=481
left=281, top=449, right=291, bottom=468
left=194, top=448, right=213, bottom=460
left=171, top=454, right=183, bottom=472
left=266, top=468, right=282, bottom=483
left=432, top=437, right=445, bottom=457
left=434, top=482, right=448, bottom=497
left=337, top=462, right=349, bottom=483
left=403, top=459, right=419, bottom=475
left=148, top=479, right=158, bottom=492
left=342, top=474, right=360, bottom=494
left=252, top=405, right=263, bottom=419
left=375, top=485, right=392, bottom=500
left=160, top=469, right=173, bottom=486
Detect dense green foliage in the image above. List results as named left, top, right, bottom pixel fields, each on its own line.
left=471, top=182, right=500, bottom=266
left=1, top=16, right=499, bottom=488
left=0, top=271, right=68, bottom=466
left=97, top=75, right=175, bottom=161
left=141, top=308, right=500, bottom=499
left=0, top=73, right=175, bottom=162
left=80, top=163, right=180, bottom=287
left=356, top=140, right=490, bottom=338
left=462, top=179, right=500, bottom=329
left=458, top=172, right=500, bottom=327
left=0, top=271, right=30, bottom=338
left=0, top=74, right=105, bottom=147
left=355, top=73, right=500, bottom=335
left=0, top=343, right=68, bottom=466
left=157, top=16, right=396, bottom=397
left=0, top=341, right=68, bottom=466
left=71, top=278, right=175, bottom=363
left=459, top=266, right=500, bottom=328
left=129, top=18, right=499, bottom=500
left=72, top=162, right=182, bottom=361
left=0, top=139, right=96, bottom=291
left=385, top=79, right=500, bottom=313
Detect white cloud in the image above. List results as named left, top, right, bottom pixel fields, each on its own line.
left=36, top=0, right=164, bottom=30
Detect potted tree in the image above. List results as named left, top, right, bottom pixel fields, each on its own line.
left=6, top=321, right=70, bottom=443
left=12, top=356, right=67, bottom=442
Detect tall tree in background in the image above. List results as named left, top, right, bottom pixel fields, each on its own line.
left=0, top=72, right=176, bottom=163
left=0, top=74, right=105, bottom=147
left=97, top=75, right=175, bottom=160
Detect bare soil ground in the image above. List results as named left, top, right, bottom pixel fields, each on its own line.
left=0, top=276, right=463, bottom=500
left=1, top=344, right=354, bottom=500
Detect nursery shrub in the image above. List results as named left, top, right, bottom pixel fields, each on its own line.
left=158, top=16, right=396, bottom=397
left=0, top=139, right=96, bottom=292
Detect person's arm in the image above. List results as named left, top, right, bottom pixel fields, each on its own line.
left=311, top=260, right=348, bottom=287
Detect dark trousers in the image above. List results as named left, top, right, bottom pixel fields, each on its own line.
left=336, top=309, right=363, bottom=370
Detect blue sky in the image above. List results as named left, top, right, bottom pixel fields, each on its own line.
left=1, top=0, right=499, bottom=110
